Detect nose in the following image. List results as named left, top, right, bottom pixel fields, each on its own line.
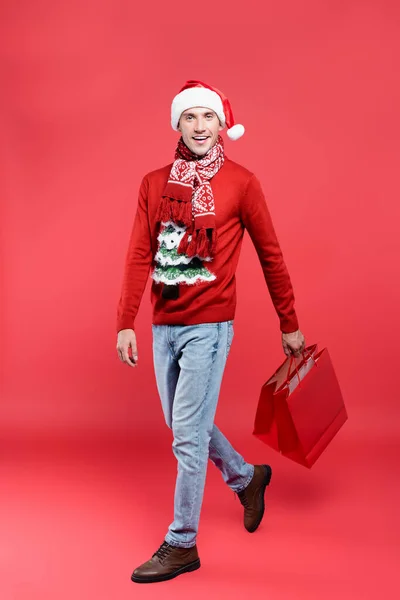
left=194, top=118, right=206, bottom=132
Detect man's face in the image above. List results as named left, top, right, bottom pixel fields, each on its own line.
left=177, top=106, right=223, bottom=157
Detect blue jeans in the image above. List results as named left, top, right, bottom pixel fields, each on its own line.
left=152, top=320, right=254, bottom=548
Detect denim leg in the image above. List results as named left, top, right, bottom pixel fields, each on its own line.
left=152, top=324, right=180, bottom=429
left=208, top=320, right=254, bottom=492
left=152, top=320, right=253, bottom=548
left=208, top=425, right=254, bottom=493
left=165, top=322, right=225, bottom=548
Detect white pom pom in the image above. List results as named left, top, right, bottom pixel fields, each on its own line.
left=227, top=124, right=245, bottom=140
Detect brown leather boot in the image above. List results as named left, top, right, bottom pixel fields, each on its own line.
left=236, top=464, right=272, bottom=533
left=131, top=541, right=201, bottom=584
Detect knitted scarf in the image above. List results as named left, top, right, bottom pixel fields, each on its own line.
left=155, top=134, right=225, bottom=260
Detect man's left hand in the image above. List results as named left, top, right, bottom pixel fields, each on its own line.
left=282, top=329, right=306, bottom=358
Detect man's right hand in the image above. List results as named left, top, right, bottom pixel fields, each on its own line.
left=116, top=328, right=138, bottom=368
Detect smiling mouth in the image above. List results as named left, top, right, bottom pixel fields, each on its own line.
left=193, top=136, right=210, bottom=144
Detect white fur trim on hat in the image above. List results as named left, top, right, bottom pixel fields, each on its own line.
left=227, top=124, right=245, bottom=140
left=171, top=87, right=226, bottom=130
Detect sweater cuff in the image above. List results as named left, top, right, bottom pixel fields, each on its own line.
left=116, top=314, right=136, bottom=334
left=280, top=314, right=299, bottom=334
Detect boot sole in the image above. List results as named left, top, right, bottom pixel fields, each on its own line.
left=131, top=558, right=201, bottom=584
left=246, top=464, right=272, bottom=533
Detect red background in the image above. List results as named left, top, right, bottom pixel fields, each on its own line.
left=1, top=1, right=399, bottom=598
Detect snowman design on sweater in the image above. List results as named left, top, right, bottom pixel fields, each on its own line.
left=151, top=220, right=216, bottom=286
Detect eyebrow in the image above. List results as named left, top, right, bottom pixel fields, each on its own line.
left=183, top=111, right=214, bottom=117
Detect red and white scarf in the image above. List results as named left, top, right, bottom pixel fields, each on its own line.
left=155, top=134, right=225, bottom=259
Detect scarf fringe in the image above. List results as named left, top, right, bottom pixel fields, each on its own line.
left=156, top=136, right=224, bottom=260
left=156, top=197, right=192, bottom=228
left=178, top=227, right=217, bottom=258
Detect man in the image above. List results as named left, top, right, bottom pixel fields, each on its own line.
left=116, top=79, right=305, bottom=584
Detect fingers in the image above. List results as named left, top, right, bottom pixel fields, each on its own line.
left=129, top=352, right=139, bottom=366
left=292, top=340, right=306, bottom=358
left=282, top=337, right=306, bottom=359
left=117, top=346, right=138, bottom=368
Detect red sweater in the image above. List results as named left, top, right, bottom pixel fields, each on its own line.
left=116, top=157, right=299, bottom=334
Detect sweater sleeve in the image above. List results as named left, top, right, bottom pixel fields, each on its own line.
left=116, top=175, right=153, bottom=333
left=240, top=173, right=299, bottom=333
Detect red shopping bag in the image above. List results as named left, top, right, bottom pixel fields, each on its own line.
left=253, top=344, right=347, bottom=468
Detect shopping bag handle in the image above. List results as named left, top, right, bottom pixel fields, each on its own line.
left=286, top=348, right=317, bottom=385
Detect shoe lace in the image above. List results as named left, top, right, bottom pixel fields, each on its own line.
left=235, top=489, right=250, bottom=510
left=153, top=541, right=173, bottom=562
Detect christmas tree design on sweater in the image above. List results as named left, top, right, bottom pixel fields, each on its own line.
left=151, top=221, right=216, bottom=286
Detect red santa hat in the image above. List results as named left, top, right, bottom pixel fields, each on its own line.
left=171, top=79, right=245, bottom=141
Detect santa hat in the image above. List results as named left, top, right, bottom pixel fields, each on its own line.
left=171, top=79, right=245, bottom=141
